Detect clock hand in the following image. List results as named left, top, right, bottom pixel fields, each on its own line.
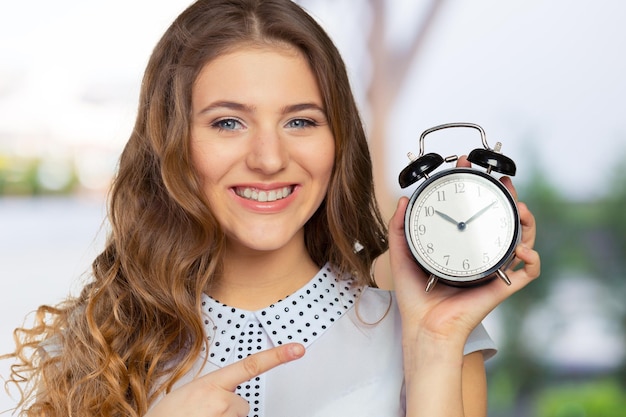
left=435, top=210, right=461, bottom=226
left=464, top=200, right=497, bottom=225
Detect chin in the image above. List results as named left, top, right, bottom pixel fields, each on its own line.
left=231, top=234, right=296, bottom=253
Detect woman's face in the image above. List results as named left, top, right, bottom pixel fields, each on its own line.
left=190, top=45, right=335, bottom=254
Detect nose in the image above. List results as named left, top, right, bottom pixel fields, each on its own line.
left=246, top=129, right=289, bottom=174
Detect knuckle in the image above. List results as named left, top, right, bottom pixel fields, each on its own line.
left=242, top=354, right=262, bottom=378
left=209, top=396, right=231, bottom=414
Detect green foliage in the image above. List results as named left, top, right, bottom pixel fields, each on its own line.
left=488, top=151, right=626, bottom=411
left=534, top=379, right=626, bottom=417
left=0, top=153, right=78, bottom=195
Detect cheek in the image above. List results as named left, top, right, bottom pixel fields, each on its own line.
left=325, top=148, right=337, bottom=183
left=317, top=142, right=336, bottom=181
left=191, top=145, right=224, bottom=190
left=322, top=159, right=335, bottom=187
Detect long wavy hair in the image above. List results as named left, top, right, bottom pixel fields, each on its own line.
left=2, top=0, right=388, bottom=415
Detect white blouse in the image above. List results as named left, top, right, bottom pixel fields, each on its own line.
left=165, top=263, right=496, bottom=417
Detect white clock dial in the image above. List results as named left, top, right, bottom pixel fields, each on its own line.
left=406, top=169, right=519, bottom=282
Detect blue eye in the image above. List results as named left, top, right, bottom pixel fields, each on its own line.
left=212, top=118, right=243, bottom=131
left=287, top=118, right=316, bottom=129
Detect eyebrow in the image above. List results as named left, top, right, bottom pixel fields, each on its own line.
left=197, top=101, right=253, bottom=116
left=281, top=102, right=326, bottom=115
left=196, top=101, right=326, bottom=117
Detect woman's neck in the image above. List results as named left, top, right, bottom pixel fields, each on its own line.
left=208, top=238, right=320, bottom=311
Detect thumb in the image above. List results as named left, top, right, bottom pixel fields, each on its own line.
left=388, top=197, right=414, bottom=268
left=388, top=197, right=430, bottom=295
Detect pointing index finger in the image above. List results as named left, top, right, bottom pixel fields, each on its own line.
left=203, top=343, right=305, bottom=392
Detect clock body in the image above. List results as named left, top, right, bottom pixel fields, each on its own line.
left=404, top=167, right=520, bottom=286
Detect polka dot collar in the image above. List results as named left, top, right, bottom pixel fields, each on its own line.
left=201, top=263, right=362, bottom=366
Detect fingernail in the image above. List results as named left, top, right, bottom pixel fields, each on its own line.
left=289, top=344, right=305, bottom=358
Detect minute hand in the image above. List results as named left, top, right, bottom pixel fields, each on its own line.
left=464, top=201, right=497, bottom=225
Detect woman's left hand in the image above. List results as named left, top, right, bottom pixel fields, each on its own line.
left=388, top=156, right=541, bottom=349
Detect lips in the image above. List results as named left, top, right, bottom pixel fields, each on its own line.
left=234, top=186, right=294, bottom=202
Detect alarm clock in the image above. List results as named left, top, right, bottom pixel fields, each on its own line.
left=398, top=123, right=521, bottom=292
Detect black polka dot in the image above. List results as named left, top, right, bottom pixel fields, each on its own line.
left=200, top=266, right=363, bottom=416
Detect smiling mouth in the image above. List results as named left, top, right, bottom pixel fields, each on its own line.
left=234, top=186, right=294, bottom=202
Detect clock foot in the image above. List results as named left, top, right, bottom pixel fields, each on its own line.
left=425, top=274, right=439, bottom=292
left=496, top=269, right=512, bottom=286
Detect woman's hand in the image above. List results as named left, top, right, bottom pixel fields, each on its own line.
left=145, top=343, right=304, bottom=417
left=389, top=156, right=541, bottom=349
left=391, top=156, right=540, bottom=416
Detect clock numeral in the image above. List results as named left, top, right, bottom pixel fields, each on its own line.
left=418, top=224, right=426, bottom=235
left=443, top=255, right=450, bottom=266
left=483, top=253, right=490, bottom=264
left=437, top=191, right=446, bottom=202
left=500, top=217, right=507, bottom=228
left=495, top=236, right=502, bottom=247
left=455, top=183, right=465, bottom=194
left=476, top=185, right=482, bottom=197
left=462, top=259, right=470, bottom=270
left=426, top=243, right=434, bottom=254
left=424, top=206, right=435, bottom=217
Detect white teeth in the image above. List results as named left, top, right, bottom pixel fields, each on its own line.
left=236, top=186, right=293, bottom=202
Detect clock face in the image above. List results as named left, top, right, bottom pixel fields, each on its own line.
left=405, top=168, right=520, bottom=283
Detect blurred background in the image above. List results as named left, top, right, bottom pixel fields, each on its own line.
left=1, top=0, right=625, bottom=415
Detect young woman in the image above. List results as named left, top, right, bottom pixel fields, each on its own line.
left=3, top=1, right=540, bottom=416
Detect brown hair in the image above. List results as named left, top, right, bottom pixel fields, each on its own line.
left=2, top=0, right=387, bottom=415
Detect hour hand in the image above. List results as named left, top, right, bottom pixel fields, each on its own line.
left=435, top=210, right=461, bottom=226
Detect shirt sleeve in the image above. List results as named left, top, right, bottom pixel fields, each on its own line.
left=464, top=322, right=497, bottom=360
